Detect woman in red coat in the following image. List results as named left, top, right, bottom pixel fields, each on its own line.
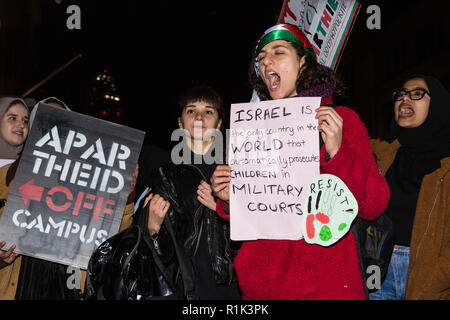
left=211, top=24, right=390, bottom=300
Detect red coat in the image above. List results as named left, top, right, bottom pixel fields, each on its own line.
left=217, top=100, right=390, bottom=300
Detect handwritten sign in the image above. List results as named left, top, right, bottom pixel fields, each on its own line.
left=0, top=103, right=144, bottom=269
left=301, top=174, right=358, bottom=246
left=228, top=97, right=320, bottom=240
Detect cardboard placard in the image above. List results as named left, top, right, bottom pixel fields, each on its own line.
left=228, top=97, right=320, bottom=240
left=0, top=103, right=144, bottom=269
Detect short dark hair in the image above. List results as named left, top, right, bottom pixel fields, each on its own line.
left=177, top=85, right=224, bottom=120
left=248, top=41, right=345, bottom=100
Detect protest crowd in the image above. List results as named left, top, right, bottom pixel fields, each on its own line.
left=0, top=4, right=449, bottom=302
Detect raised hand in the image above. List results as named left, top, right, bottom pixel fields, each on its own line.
left=210, top=165, right=232, bottom=203
left=315, top=106, right=343, bottom=159
left=197, top=180, right=217, bottom=211
left=0, top=241, right=19, bottom=265
left=146, top=193, right=170, bottom=236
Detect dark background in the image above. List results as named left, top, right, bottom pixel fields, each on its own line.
left=1, top=0, right=449, bottom=151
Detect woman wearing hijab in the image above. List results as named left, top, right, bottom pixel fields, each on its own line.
left=0, top=97, right=29, bottom=298
left=370, top=75, right=450, bottom=300
left=28, top=97, right=71, bottom=127
left=0, top=97, right=29, bottom=168
left=210, top=24, right=390, bottom=299
left=0, top=96, right=29, bottom=260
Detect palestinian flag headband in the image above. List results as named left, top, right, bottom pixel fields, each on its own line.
left=254, top=24, right=317, bottom=76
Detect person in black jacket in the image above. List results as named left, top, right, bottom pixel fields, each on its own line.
left=135, top=85, right=240, bottom=299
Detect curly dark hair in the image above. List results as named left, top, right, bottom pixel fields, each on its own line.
left=248, top=41, right=345, bottom=101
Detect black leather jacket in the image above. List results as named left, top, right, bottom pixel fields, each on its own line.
left=134, top=164, right=236, bottom=292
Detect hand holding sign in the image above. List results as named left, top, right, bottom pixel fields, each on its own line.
left=197, top=181, right=216, bottom=211
left=211, top=165, right=231, bottom=203
left=315, top=106, right=343, bottom=159
left=0, top=241, right=18, bottom=265
left=301, top=174, right=358, bottom=246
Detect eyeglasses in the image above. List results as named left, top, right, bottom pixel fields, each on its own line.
left=393, top=88, right=430, bottom=101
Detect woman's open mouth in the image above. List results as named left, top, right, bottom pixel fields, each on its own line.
left=266, top=71, right=280, bottom=90
left=398, top=104, right=414, bottom=118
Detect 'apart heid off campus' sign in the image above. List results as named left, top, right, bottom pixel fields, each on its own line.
left=0, top=104, right=144, bottom=269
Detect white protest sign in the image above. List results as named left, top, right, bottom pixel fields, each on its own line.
left=301, top=174, right=358, bottom=246
left=228, top=97, right=321, bottom=240
left=278, top=0, right=360, bottom=70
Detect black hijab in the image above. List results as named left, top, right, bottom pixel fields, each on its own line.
left=382, top=75, right=450, bottom=245
left=384, top=75, right=450, bottom=177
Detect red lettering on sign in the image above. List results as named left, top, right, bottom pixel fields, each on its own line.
left=321, top=9, right=332, bottom=29
left=73, top=191, right=84, bottom=216
left=83, top=194, right=96, bottom=210
left=93, top=196, right=103, bottom=220
left=103, top=199, right=115, bottom=215
left=18, top=179, right=118, bottom=221
left=282, top=2, right=297, bottom=22
left=46, top=186, right=73, bottom=212
left=18, top=179, right=44, bottom=206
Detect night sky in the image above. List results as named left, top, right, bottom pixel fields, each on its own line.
left=7, top=0, right=450, bottom=150
left=28, top=0, right=284, bottom=147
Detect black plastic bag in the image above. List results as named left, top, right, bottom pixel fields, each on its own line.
left=85, top=224, right=179, bottom=300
